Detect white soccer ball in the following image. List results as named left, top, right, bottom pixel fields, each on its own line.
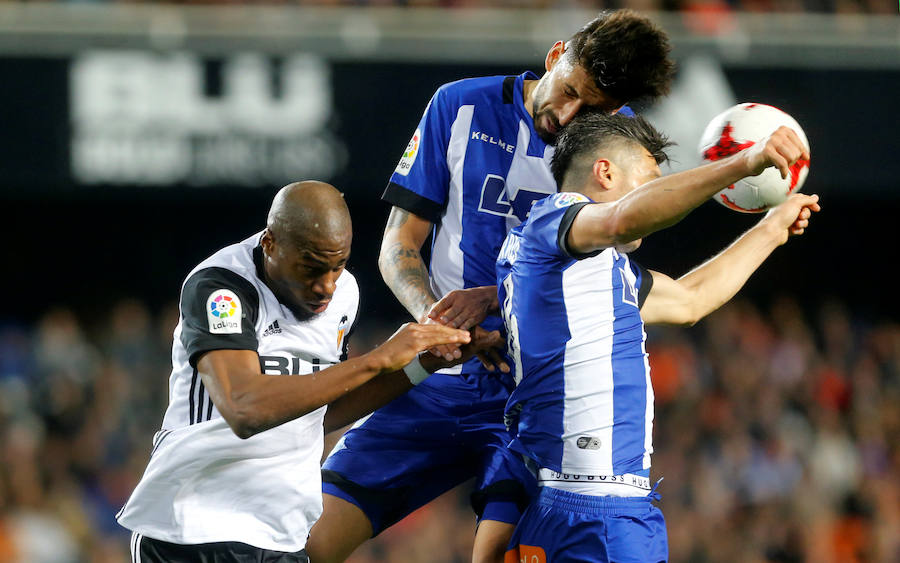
left=698, top=103, right=810, bottom=213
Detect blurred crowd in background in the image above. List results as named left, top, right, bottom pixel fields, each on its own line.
left=0, top=0, right=896, bottom=16
left=0, top=293, right=897, bottom=562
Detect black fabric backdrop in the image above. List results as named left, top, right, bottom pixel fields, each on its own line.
left=1, top=58, right=894, bottom=323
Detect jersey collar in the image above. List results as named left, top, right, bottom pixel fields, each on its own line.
left=513, top=71, right=539, bottom=124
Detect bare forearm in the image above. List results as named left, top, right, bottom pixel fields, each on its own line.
left=379, top=208, right=438, bottom=321
left=202, top=352, right=383, bottom=438
left=611, top=156, right=749, bottom=243
left=379, top=241, right=436, bottom=321
left=323, top=330, right=502, bottom=432
left=678, top=221, right=782, bottom=321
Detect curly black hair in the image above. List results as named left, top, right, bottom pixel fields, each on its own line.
left=568, top=10, right=675, bottom=104
left=551, top=110, right=673, bottom=188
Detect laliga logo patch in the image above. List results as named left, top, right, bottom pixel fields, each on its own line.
left=394, top=128, right=420, bottom=176
left=207, top=289, right=242, bottom=334
left=554, top=192, right=589, bottom=208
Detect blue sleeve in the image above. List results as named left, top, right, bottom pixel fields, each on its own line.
left=381, top=86, right=455, bottom=223
left=522, top=193, right=595, bottom=259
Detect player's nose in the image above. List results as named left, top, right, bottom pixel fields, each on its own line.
left=311, top=272, right=338, bottom=299
left=557, top=99, right=583, bottom=127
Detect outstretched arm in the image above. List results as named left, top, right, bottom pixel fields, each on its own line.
left=324, top=328, right=505, bottom=432
left=198, top=322, right=470, bottom=439
left=568, top=126, right=810, bottom=254
left=640, top=193, right=820, bottom=326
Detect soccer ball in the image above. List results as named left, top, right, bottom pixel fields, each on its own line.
left=698, top=103, right=810, bottom=213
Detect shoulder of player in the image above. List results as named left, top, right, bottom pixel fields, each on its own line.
left=336, top=268, right=359, bottom=296
left=182, top=266, right=260, bottom=308
left=328, top=269, right=360, bottom=317
left=525, top=193, right=590, bottom=223
left=184, top=233, right=262, bottom=286
left=181, top=237, right=265, bottom=311
left=435, top=74, right=515, bottom=107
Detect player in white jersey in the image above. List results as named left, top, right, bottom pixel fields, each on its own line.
left=310, top=11, right=676, bottom=563
left=497, top=112, right=819, bottom=561
left=116, top=181, right=495, bottom=562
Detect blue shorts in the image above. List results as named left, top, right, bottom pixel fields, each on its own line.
left=322, top=372, right=536, bottom=535
left=504, top=486, right=668, bottom=563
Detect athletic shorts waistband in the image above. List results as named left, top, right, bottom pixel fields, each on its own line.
left=535, top=485, right=654, bottom=515
left=537, top=468, right=651, bottom=496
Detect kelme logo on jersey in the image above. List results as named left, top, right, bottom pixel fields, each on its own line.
left=394, top=128, right=420, bottom=176
left=554, top=192, right=590, bottom=208
left=207, top=289, right=242, bottom=334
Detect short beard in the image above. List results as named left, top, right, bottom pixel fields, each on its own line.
left=532, top=106, right=560, bottom=145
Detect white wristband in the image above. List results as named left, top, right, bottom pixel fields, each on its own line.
left=402, top=355, right=431, bottom=385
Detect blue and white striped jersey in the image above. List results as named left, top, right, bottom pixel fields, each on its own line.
left=496, top=193, right=655, bottom=476
left=383, top=72, right=558, bottom=376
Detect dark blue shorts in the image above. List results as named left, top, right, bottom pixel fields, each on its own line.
left=504, top=486, right=668, bottom=563
left=322, top=373, right=536, bottom=535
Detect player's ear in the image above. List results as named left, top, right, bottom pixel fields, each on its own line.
left=592, top=159, right=614, bottom=190
left=545, top=41, right=566, bottom=72
left=261, top=229, right=275, bottom=254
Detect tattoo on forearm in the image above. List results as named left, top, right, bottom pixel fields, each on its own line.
left=380, top=241, right=435, bottom=320
left=385, top=208, right=410, bottom=230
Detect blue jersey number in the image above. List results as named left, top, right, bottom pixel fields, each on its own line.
left=499, top=273, right=524, bottom=385
left=479, top=175, right=549, bottom=222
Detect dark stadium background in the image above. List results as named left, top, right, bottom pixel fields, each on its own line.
left=2, top=62, right=896, bottom=325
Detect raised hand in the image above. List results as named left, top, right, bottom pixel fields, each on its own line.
left=743, top=126, right=810, bottom=179
left=761, top=193, right=821, bottom=243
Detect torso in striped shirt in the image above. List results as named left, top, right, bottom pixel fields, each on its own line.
left=382, top=72, right=557, bottom=378
left=497, top=193, right=655, bottom=477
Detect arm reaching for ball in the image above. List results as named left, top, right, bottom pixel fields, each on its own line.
left=640, top=193, right=820, bottom=326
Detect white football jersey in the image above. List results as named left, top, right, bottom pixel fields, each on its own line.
left=117, top=232, right=359, bottom=552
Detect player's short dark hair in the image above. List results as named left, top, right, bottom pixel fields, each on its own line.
left=551, top=111, right=673, bottom=187
left=568, top=10, right=675, bottom=104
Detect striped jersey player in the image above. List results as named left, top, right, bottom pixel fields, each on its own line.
left=312, top=13, right=676, bottom=562
left=320, top=70, right=555, bottom=539
left=496, top=191, right=655, bottom=490
left=497, top=110, right=818, bottom=562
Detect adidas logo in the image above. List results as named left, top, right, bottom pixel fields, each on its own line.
left=263, top=320, right=282, bottom=337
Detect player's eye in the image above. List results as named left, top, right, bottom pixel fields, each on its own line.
left=300, top=264, right=325, bottom=276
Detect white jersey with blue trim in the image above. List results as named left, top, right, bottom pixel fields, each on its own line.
left=383, top=72, right=557, bottom=376
left=496, top=193, right=655, bottom=476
